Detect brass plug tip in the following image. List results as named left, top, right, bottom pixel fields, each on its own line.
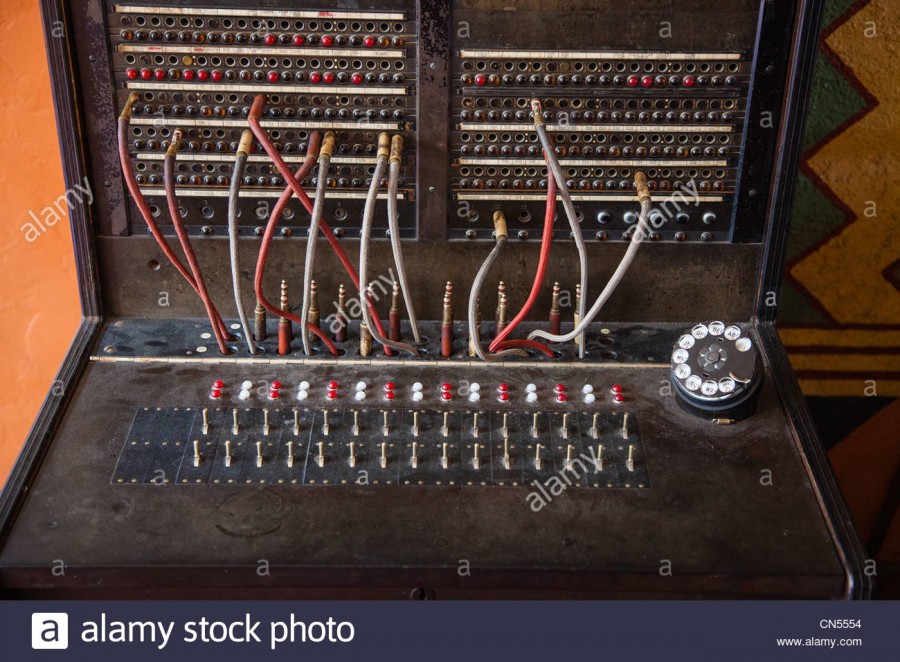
left=165, top=129, right=183, bottom=157
left=389, top=134, right=404, bottom=163
left=390, top=281, right=401, bottom=312
left=377, top=132, right=391, bottom=159
left=443, top=282, right=453, bottom=309
left=321, top=130, right=336, bottom=158
left=120, top=92, right=139, bottom=119
left=492, top=210, right=508, bottom=241
left=634, top=170, right=651, bottom=203
left=530, top=99, right=544, bottom=126
left=309, top=281, right=320, bottom=325
left=237, top=129, right=254, bottom=157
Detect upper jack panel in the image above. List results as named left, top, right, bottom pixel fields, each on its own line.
left=108, top=2, right=418, bottom=238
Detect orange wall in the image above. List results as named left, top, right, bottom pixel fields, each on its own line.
left=0, top=0, right=81, bottom=486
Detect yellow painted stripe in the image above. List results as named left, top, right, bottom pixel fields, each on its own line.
left=798, top=379, right=900, bottom=397
left=788, top=353, right=900, bottom=373
left=779, top=328, right=900, bottom=347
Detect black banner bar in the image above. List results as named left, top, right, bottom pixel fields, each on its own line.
left=4, top=600, right=896, bottom=661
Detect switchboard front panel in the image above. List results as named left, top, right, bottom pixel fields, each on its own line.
left=0, top=0, right=866, bottom=600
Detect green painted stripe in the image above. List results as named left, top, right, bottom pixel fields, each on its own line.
left=802, top=53, right=867, bottom=153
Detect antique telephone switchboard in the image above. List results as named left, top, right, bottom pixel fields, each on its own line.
left=0, top=0, right=870, bottom=599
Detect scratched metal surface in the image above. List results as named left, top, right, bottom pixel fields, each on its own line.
left=93, top=318, right=677, bottom=362
left=0, top=323, right=844, bottom=598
